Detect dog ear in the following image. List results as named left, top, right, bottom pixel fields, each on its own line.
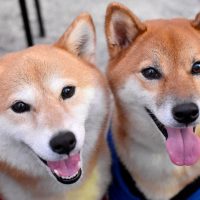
left=55, top=13, right=96, bottom=64
left=192, top=12, right=200, bottom=30
left=105, top=3, right=146, bottom=59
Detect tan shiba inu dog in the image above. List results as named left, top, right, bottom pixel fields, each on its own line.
left=105, top=2, right=200, bottom=200
left=0, top=13, right=111, bottom=200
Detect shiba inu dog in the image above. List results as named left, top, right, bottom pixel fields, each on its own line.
left=0, top=13, right=111, bottom=200
left=105, top=2, right=200, bottom=200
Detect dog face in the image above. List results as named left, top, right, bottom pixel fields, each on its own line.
left=0, top=13, right=109, bottom=186
left=105, top=3, right=200, bottom=166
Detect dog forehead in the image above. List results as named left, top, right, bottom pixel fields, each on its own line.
left=120, top=19, right=200, bottom=68
left=139, top=19, right=200, bottom=57
left=0, top=45, right=97, bottom=88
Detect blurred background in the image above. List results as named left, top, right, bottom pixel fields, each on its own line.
left=0, top=0, right=199, bottom=71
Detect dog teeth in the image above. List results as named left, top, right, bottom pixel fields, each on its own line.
left=78, top=161, right=81, bottom=168
left=52, top=169, right=79, bottom=180
left=61, top=171, right=79, bottom=180
left=53, top=169, right=59, bottom=176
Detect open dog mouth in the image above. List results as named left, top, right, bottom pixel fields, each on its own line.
left=40, top=153, right=82, bottom=184
left=145, top=107, right=200, bottom=166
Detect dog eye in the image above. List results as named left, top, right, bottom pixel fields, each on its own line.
left=61, top=86, right=76, bottom=100
left=141, top=67, right=162, bottom=80
left=191, top=61, right=200, bottom=75
left=11, top=101, right=31, bottom=113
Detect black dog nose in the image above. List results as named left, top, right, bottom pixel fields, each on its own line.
left=50, top=131, right=76, bottom=154
left=172, top=103, right=199, bottom=124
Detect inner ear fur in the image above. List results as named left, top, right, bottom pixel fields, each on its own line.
left=192, top=12, right=200, bottom=30
left=105, top=2, right=147, bottom=59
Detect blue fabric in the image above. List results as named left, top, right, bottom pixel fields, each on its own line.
left=107, top=130, right=140, bottom=200
left=188, top=190, right=200, bottom=200
left=107, top=130, right=200, bottom=200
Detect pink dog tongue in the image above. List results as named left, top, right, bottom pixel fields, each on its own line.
left=47, top=154, right=80, bottom=177
left=166, top=127, right=200, bottom=166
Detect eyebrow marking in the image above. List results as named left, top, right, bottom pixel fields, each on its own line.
left=48, top=75, right=77, bottom=93
left=10, top=85, right=36, bottom=105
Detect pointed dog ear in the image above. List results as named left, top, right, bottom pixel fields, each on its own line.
left=55, top=13, right=96, bottom=65
left=105, top=3, right=146, bottom=59
left=192, top=12, right=200, bottom=30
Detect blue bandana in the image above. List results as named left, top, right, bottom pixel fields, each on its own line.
left=107, top=130, right=140, bottom=200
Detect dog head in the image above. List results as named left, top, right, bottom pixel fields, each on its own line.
left=0, top=13, right=109, bottom=185
left=105, top=3, right=200, bottom=166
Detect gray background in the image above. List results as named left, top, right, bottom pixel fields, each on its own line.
left=0, top=0, right=199, bottom=70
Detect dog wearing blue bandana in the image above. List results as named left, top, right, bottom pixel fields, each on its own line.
left=105, top=2, right=200, bottom=200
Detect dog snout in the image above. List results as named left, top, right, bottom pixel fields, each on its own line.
left=49, top=131, right=76, bottom=155
left=172, top=103, right=199, bottom=124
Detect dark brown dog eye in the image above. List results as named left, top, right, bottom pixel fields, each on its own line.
left=11, top=101, right=31, bottom=113
left=61, top=86, right=75, bottom=100
left=191, top=61, right=200, bottom=75
left=141, top=67, right=162, bottom=80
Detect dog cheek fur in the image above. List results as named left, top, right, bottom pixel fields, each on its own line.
left=0, top=117, right=48, bottom=177
left=118, top=76, right=156, bottom=111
